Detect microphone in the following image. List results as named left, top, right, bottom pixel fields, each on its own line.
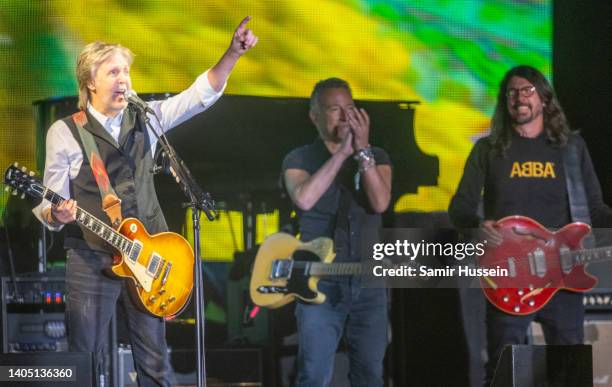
left=124, top=89, right=153, bottom=113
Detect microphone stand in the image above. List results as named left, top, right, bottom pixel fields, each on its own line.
left=134, top=104, right=215, bottom=387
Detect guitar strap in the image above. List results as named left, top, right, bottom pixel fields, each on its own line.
left=332, top=185, right=352, bottom=257
left=72, top=111, right=123, bottom=228
left=562, top=139, right=596, bottom=248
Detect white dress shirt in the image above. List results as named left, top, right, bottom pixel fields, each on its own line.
left=33, top=70, right=225, bottom=230
left=88, top=104, right=123, bottom=143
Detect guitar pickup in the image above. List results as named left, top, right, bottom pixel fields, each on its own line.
left=128, top=240, right=142, bottom=263
left=528, top=248, right=547, bottom=278
left=270, top=259, right=293, bottom=280
left=146, top=253, right=162, bottom=277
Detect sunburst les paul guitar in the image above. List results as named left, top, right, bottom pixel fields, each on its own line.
left=4, top=163, right=193, bottom=318
left=479, top=215, right=612, bottom=315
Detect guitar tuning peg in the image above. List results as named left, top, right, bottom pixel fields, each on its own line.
left=13, top=162, right=19, bottom=167
left=29, top=171, right=35, bottom=176
left=4, top=186, right=11, bottom=193
left=20, top=193, right=25, bottom=199
left=21, top=166, right=27, bottom=173
left=11, top=190, right=18, bottom=196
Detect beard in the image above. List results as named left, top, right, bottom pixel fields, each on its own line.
left=511, top=104, right=543, bottom=125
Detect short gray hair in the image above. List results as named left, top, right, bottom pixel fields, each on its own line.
left=309, top=77, right=352, bottom=112
left=76, top=41, right=134, bottom=111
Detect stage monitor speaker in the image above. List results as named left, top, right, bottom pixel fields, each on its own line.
left=0, top=352, right=93, bottom=387
left=116, top=346, right=263, bottom=387
left=584, top=317, right=612, bottom=386
left=531, top=317, right=612, bottom=385
left=490, top=344, right=592, bottom=387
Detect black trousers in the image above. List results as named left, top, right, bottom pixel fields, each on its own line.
left=65, top=248, right=172, bottom=387
left=484, top=290, right=584, bottom=386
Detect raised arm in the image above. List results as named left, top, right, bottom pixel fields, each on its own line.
left=348, top=107, right=391, bottom=213
left=208, top=16, right=258, bottom=91
left=285, top=134, right=353, bottom=211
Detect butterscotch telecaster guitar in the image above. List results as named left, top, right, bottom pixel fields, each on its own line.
left=250, top=233, right=370, bottom=309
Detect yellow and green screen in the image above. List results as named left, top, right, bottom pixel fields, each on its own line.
left=0, top=0, right=550, bottom=224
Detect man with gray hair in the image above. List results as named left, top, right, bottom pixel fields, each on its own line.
left=33, top=17, right=257, bottom=386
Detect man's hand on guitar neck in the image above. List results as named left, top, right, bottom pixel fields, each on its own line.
left=479, top=219, right=503, bottom=247
left=45, top=199, right=77, bottom=226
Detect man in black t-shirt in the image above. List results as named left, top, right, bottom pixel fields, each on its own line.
left=449, top=65, right=612, bottom=385
left=282, top=78, right=392, bottom=387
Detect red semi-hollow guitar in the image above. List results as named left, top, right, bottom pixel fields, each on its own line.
left=478, top=215, right=612, bottom=315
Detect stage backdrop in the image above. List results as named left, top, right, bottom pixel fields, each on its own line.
left=0, top=0, right=551, bottom=219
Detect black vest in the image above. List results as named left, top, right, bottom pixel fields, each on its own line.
left=62, top=108, right=167, bottom=252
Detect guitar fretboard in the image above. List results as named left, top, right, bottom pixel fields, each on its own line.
left=42, top=187, right=133, bottom=254
left=307, top=262, right=363, bottom=276
left=573, top=246, right=612, bottom=265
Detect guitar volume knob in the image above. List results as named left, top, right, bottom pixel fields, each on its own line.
left=502, top=296, right=509, bottom=303
left=517, top=289, right=524, bottom=296
left=513, top=306, right=520, bottom=313
left=528, top=300, right=535, bottom=307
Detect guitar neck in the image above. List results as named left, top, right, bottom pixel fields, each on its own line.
left=572, top=246, right=612, bottom=266
left=43, top=188, right=132, bottom=254
left=300, top=260, right=421, bottom=276
left=305, top=262, right=363, bottom=276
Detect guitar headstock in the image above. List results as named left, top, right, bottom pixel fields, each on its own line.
left=3, top=162, right=44, bottom=200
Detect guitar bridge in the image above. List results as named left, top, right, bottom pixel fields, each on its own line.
left=270, top=259, right=293, bottom=280
left=154, top=258, right=167, bottom=279
left=161, top=262, right=172, bottom=286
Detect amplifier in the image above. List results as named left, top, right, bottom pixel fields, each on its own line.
left=1, top=274, right=67, bottom=353
left=584, top=289, right=612, bottom=311
left=116, top=346, right=263, bottom=387
left=585, top=315, right=612, bottom=386
left=490, top=345, right=592, bottom=387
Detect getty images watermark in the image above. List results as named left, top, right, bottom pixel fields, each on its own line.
left=360, top=228, right=508, bottom=288
left=356, top=227, right=612, bottom=290
left=371, top=239, right=508, bottom=278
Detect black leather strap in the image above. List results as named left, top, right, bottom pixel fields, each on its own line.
left=563, top=140, right=596, bottom=247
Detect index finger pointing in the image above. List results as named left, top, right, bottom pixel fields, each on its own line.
left=236, top=16, right=252, bottom=32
